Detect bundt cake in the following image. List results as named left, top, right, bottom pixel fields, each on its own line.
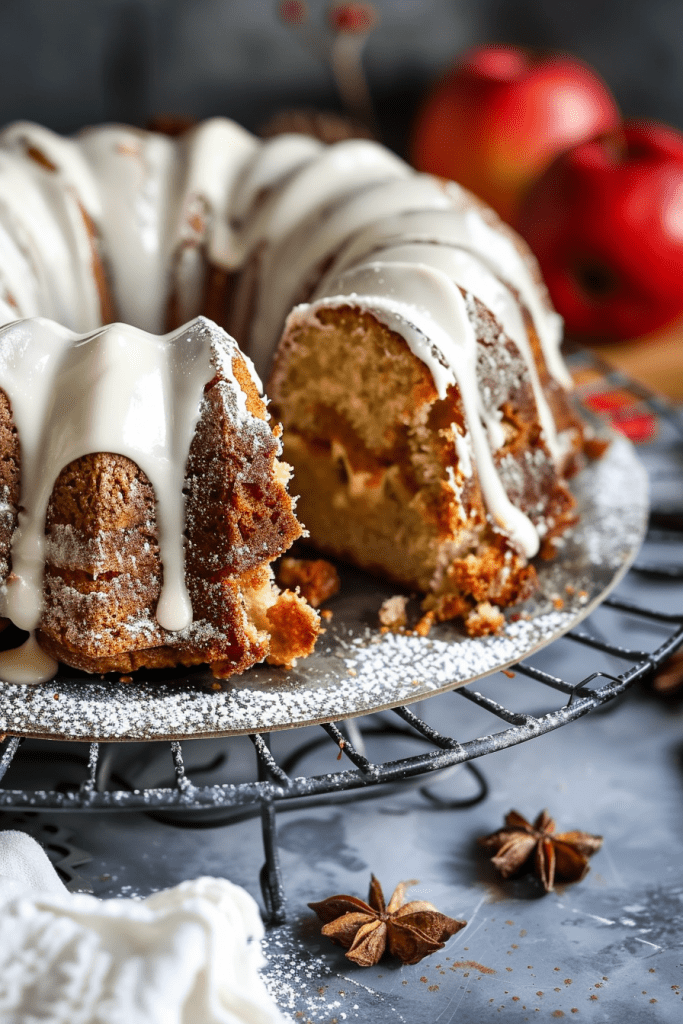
left=0, top=117, right=590, bottom=681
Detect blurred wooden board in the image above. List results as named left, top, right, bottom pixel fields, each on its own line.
left=585, top=318, right=683, bottom=402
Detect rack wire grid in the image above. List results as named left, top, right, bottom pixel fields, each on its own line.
left=1, top=371, right=682, bottom=925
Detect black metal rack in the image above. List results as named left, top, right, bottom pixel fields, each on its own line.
left=1, top=568, right=681, bottom=923
left=1, top=362, right=682, bottom=924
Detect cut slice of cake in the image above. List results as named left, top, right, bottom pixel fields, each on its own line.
left=268, top=263, right=579, bottom=636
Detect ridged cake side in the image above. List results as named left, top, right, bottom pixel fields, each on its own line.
left=0, top=317, right=318, bottom=681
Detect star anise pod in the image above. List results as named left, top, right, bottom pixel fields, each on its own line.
left=308, top=874, right=466, bottom=966
left=479, top=809, right=603, bottom=892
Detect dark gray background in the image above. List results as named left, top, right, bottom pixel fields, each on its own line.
left=0, top=0, right=681, bottom=154
left=1, top=7, right=682, bottom=1020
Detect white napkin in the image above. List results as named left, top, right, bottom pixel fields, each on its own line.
left=0, top=830, right=286, bottom=1024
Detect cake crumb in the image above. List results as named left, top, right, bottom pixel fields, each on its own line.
left=583, top=435, right=610, bottom=460
left=465, top=601, right=504, bottom=636
left=378, top=595, right=409, bottom=631
left=414, top=610, right=435, bottom=637
left=276, top=557, right=340, bottom=608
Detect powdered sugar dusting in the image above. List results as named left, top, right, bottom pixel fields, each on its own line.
left=0, top=434, right=647, bottom=741
left=261, top=923, right=408, bottom=1023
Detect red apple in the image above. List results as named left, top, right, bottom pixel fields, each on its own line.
left=517, top=121, right=683, bottom=340
left=411, top=44, right=620, bottom=224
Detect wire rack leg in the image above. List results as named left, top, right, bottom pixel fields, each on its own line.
left=254, top=732, right=286, bottom=926
left=259, top=799, right=286, bottom=926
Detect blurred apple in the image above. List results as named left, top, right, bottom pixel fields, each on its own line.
left=518, top=121, right=683, bottom=340
left=411, top=44, right=619, bottom=224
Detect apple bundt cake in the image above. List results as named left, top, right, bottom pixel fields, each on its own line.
left=0, top=117, right=591, bottom=681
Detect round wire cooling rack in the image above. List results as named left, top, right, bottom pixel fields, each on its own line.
left=0, top=429, right=648, bottom=741
left=1, top=379, right=682, bottom=924
left=1, top=571, right=681, bottom=922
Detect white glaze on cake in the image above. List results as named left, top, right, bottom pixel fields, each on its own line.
left=316, top=205, right=570, bottom=389
left=229, top=132, right=323, bottom=228
left=0, top=121, right=102, bottom=214
left=170, top=118, right=259, bottom=324
left=78, top=126, right=181, bottom=333
left=248, top=172, right=455, bottom=378
left=0, top=315, right=261, bottom=683
left=0, top=146, right=102, bottom=331
left=339, top=239, right=563, bottom=462
left=175, top=117, right=258, bottom=269
left=229, top=137, right=410, bottom=288
left=0, top=116, right=578, bottom=681
left=0, top=118, right=568, bottom=400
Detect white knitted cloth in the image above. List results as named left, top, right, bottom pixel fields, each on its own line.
left=0, top=830, right=285, bottom=1024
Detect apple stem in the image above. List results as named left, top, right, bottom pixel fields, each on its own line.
left=276, top=2, right=378, bottom=133
left=330, top=30, right=376, bottom=130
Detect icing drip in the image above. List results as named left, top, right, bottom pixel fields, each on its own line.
left=0, top=635, right=57, bottom=684
left=0, top=197, right=42, bottom=319
left=323, top=206, right=572, bottom=391
left=0, top=115, right=577, bottom=682
left=233, top=137, right=409, bottom=275
left=0, top=316, right=247, bottom=683
left=0, top=151, right=101, bottom=331
left=346, top=239, right=563, bottom=463
left=229, top=132, right=323, bottom=227
left=248, top=139, right=409, bottom=250
left=78, top=127, right=181, bottom=333
left=250, top=173, right=454, bottom=379
left=0, top=121, right=103, bottom=216
left=445, top=192, right=570, bottom=391
left=0, top=119, right=262, bottom=330
left=175, top=117, right=258, bottom=271
left=306, top=261, right=541, bottom=557
left=0, top=118, right=573, bottom=403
